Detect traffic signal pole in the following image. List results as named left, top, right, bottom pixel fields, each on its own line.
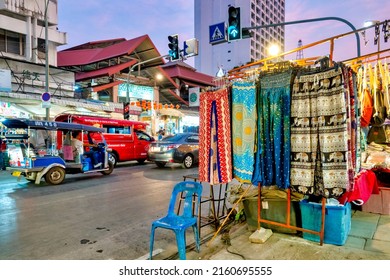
left=243, top=16, right=361, bottom=57
left=44, top=0, right=50, bottom=120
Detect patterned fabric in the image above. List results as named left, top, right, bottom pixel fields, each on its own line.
left=199, top=88, right=232, bottom=184
left=290, top=67, right=350, bottom=198
left=232, top=81, right=257, bottom=183
left=252, top=71, right=293, bottom=189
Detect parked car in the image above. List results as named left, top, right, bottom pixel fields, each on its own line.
left=147, top=133, right=199, bottom=168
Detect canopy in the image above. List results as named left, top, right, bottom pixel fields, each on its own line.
left=1, top=118, right=104, bottom=133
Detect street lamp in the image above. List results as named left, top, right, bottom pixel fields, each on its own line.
left=363, top=20, right=380, bottom=28
left=268, top=44, right=280, bottom=57
left=244, top=16, right=361, bottom=57
left=363, top=20, right=381, bottom=58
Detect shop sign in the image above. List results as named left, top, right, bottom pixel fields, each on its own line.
left=130, top=100, right=180, bottom=111
left=118, top=83, right=153, bottom=100
left=189, top=87, right=200, bottom=107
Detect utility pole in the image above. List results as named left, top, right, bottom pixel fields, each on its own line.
left=44, top=0, right=50, bottom=120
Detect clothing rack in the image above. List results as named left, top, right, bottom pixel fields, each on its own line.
left=342, top=48, right=390, bottom=71
left=205, top=25, right=389, bottom=247
left=229, top=19, right=389, bottom=75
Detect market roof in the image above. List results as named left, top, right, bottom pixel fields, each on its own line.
left=57, top=35, right=215, bottom=108
left=58, top=35, right=179, bottom=101
left=161, top=61, right=215, bottom=87
left=58, top=35, right=162, bottom=67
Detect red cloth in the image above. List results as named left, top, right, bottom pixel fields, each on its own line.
left=338, top=169, right=379, bottom=205
left=360, top=89, right=374, bottom=127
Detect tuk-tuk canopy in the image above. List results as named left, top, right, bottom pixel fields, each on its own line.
left=1, top=118, right=104, bottom=133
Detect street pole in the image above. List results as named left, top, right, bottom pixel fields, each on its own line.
left=244, top=16, right=361, bottom=57
left=125, top=54, right=170, bottom=102
left=44, top=0, right=50, bottom=120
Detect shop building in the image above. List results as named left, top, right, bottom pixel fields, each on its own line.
left=0, top=0, right=215, bottom=137
left=0, top=0, right=125, bottom=119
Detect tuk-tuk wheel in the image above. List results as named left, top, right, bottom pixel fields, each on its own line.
left=44, top=166, right=66, bottom=185
left=101, top=161, right=114, bottom=175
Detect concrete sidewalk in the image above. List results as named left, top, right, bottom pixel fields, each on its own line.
left=161, top=210, right=390, bottom=260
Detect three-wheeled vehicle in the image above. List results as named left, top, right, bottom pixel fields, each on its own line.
left=2, top=118, right=114, bottom=185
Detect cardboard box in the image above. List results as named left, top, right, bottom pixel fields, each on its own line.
left=300, top=200, right=351, bottom=245
left=362, top=187, right=390, bottom=215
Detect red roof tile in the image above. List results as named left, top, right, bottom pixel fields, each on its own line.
left=58, top=35, right=156, bottom=67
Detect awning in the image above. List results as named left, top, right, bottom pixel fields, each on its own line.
left=157, top=108, right=184, bottom=118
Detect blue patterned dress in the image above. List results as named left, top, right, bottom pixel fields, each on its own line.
left=252, top=71, right=292, bottom=189
left=232, top=81, right=257, bottom=183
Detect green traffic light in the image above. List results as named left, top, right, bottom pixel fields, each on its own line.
left=228, top=6, right=241, bottom=41
left=168, top=34, right=179, bottom=61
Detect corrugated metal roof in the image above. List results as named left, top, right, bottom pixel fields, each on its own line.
left=58, top=35, right=162, bottom=67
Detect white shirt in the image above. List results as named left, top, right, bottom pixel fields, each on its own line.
left=71, top=138, right=83, bottom=156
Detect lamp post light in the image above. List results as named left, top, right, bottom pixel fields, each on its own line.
left=268, top=44, right=280, bottom=57
left=363, top=20, right=381, bottom=58
left=244, top=16, right=361, bottom=57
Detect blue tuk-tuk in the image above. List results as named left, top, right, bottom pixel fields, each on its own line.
left=1, top=118, right=114, bottom=185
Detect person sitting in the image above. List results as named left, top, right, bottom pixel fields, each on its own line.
left=71, top=131, right=101, bottom=168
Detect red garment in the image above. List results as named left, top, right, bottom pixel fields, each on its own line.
left=360, top=89, right=374, bottom=127
left=338, top=169, right=379, bottom=205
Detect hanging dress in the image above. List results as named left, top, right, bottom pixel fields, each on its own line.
left=290, top=67, right=350, bottom=198
left=232, top=81, right=257, bottom=183
left=199, top=88, right=232, bottom=184
left=252, top=70, right=293, bottom=189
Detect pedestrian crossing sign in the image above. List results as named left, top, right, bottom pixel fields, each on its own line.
left=209, top=22, right=226, bottom=45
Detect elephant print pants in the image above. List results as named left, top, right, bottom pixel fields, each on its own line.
left=290, top=67, right=350, bottom=198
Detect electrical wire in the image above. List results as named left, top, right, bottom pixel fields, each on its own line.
left=226, top=246, right=246, bottom=260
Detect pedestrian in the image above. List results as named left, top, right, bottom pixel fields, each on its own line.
left=157, top=128, right=164, bottom=141
left=0, top=137, right=5, bottom=170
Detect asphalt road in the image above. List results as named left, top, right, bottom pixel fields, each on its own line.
left=0, top=161, right=206, bottom=260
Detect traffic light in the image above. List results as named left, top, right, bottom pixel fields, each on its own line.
left=168, top=34, right=179, bottom=61
left=227, top=6, right=241, bottom=41
left=123, top=102, right=129, bottom=120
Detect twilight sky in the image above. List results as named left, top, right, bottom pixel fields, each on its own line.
left=57, top=0, right=389, bottom=67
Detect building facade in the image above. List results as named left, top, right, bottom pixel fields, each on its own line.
left=194, top=0, right=285, bottom=76
left=0, top=0, right=80, bottom=119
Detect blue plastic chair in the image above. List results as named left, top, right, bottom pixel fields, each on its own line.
left=149, top=181, right=203, bottom=260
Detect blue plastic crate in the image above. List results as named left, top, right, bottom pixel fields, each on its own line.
left=299, top=200, right=351, bottom=245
